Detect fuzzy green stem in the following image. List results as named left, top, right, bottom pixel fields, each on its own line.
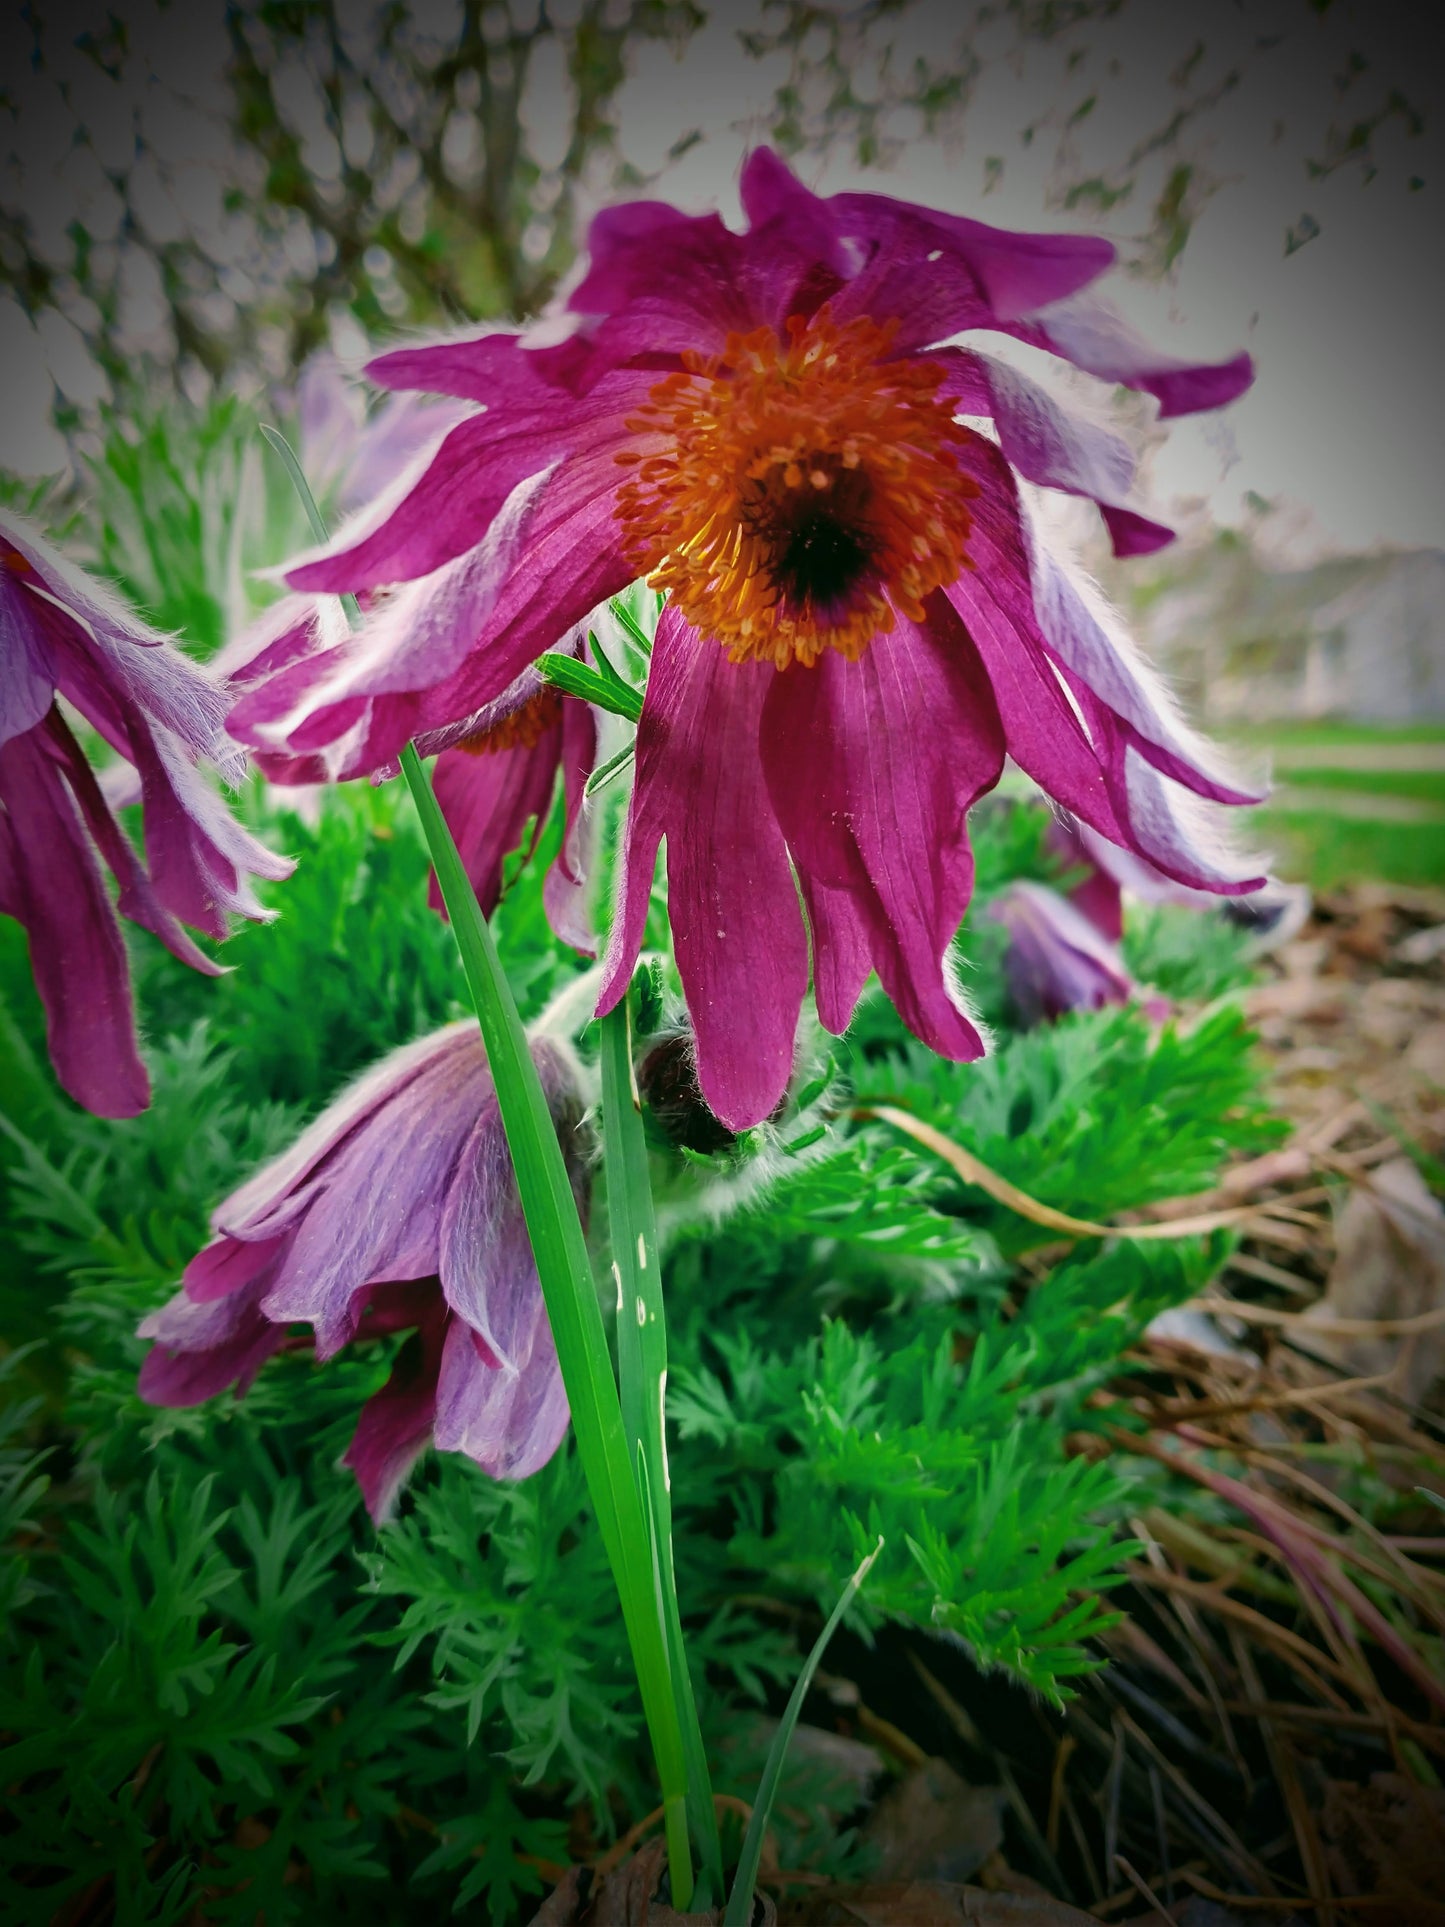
left=602, top=994, right=723, bottom=1898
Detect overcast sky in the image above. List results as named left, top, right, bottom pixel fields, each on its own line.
left=2, top=0, right=1440, bottom=563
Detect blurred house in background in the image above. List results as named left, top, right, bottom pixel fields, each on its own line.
left=1115, top=532, right=1445, bottom=725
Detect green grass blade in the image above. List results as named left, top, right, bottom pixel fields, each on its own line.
left=256, top=424, right=362, bottom=631
left=602, top=995, right=723, bottom=1895
left=402, top=743, right=693, bottom=1908
left=723, top=1539, right=884, bottom=1927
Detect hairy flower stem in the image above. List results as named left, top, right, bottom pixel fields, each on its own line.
left=263, top=426, right=695, bottom=1907
left=602, top=994, right=723, bottom=1900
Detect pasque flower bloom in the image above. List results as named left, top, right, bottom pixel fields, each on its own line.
left=138, top=1022, right=583, bottom=1521
left=0, top=511, right=291, bottom=1116
left=230, top=149, right=1264, bottom=1129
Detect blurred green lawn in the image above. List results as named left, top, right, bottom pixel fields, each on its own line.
left=1227, top=723, right=1445, bottom=890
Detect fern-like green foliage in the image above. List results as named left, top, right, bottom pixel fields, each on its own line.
left=1123, top=901, right=1256, bottom=1002
left=850, top=1003, right=1281, bottom=1257
left=0, top=428, right=1287, bottom=1915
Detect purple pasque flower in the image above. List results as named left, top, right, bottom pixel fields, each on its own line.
left=138, top=1021, right=584, bottom=1521
left=0, top=511, right=292, bottom=1117
left=229, top=148, right=1264, bottom=1131
left=990, top=879, right=1146, bottom=1026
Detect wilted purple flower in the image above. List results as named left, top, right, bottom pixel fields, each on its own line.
left=230, top=149, right=1263, bottom=1130
left=0, top=511, right=292, bottom=1117
left=138, top=1022, right=583, bottom=1521
left=990, top=879, right=1146, bottom=1026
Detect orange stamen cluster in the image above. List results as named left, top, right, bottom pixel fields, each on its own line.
left=456, top=686, right=562, bottom=755
left=614, top=308, right=979, bottom=669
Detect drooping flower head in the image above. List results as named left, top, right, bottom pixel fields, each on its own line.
left=0, top=511, right=292, bottom=1116
left=230, top=149, right=1264, bottom=1131
left=138, top=1021, right=583, bottom=1521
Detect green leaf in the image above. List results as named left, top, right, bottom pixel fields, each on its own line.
left=537, top=650, right=643, bottom=723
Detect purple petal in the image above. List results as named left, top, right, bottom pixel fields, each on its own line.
left=343, top=1294, right=448, bottom=1523
left=0, top=570, right=56, bottom=748
left=598, top=608, right=809, bottom=1132
left=761, top=605, right=1003, bottom=1058
left=430, top=722, right=562, bottom=923
left=255, top=1026, right=496, bottom=1354
left=0, top=720, right=150, bottom=1117
left=213, top=592, right=345, bottom=692
left=218, top=1023, right=487, bottom=1238
left=1, top=516, right=239, bottom=782
left=238, top=477, right=553, bottom=758
left=124, top=717, right=293, bottom=939
left=182, top=1231, right=289, bottom=1304
left=992, top=881, right=1136, bottom=1024
left=958, top=350, right=1176, bottom=558
left=544, top=698, right=598, bottom=956
left=366, top=329, right=556, bottom=405
left=1, top=522, right=295, bottom=929
left=1098, top=504, right=1176, bottom=558
left=39, top=710, right=221, bottom=977
left=285, top=412, right=546, bottom=594
left=1028, top=535, right=1261, bottom=807
left=561, top=203, right=757, bottom=365
left=433, top=1312, right=568, bottom=1482
left=1005, top=293, right=1254, bottom=418
left=233, top=477, right=632, bottom=781
left=285, top=370, right=652, bottom=596
left=945, top=433, right=1261, bottom=888
left=826, top=192, right=1115, bottom=348
left=138, top=1251, right=291, bottom=1405
left=942, top=526, right=1130, bottom=849
left=1108, top=739, right=1266, bottom=897
left=435, top=1095, right=522, bottom=1353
